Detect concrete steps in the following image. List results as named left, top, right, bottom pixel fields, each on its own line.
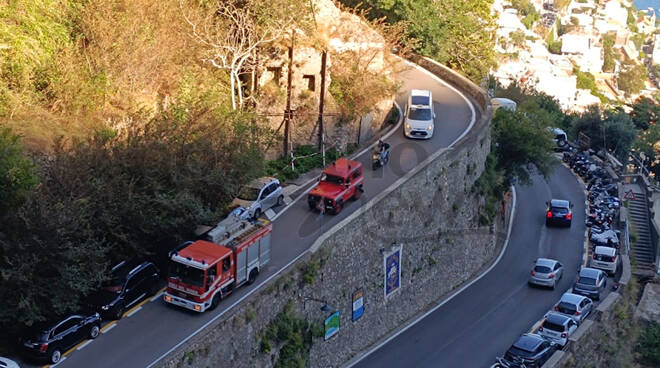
left=627, top=193, right=656, bottom=271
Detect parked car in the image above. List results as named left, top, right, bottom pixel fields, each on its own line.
left=545, top=199, right=573, bottom=227
left=87, top=260, right=161, bottom=320
left=553, top=292, right=593, bottom=324
left=537, top=312, right=579, bottom=348
left=307, top=158, right=363, bottom=215
left=231, top=177, right=284, bottom=219
left=502, top=333, right=558, bottom=367
left=404, top=89, right=435, bottom=139
left=590, top=246, right=619, bottom=275
left=22, top=313, right=101, bottom=364
left=529, top=258, right=564, bottom=289
left=0, top=357, right=20, bottom=368
left=572, top=267, right=607, bottom=300
left=491, top=97, right=517, bottom=112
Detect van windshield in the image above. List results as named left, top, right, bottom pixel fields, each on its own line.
left=169, top=262, right=205, bottom=288
left=321, top=174, right=344, bottom=185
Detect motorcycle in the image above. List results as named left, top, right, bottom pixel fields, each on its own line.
left=372, top=145, right=390, bottom=170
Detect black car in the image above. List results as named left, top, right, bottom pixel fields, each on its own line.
left=545, top=199, right=573, bottom=227
left=87, top=260, right=161, bottom=320
left=22, top=313, right=101, bottom=364
left=502, top=333, right=558, bottom=367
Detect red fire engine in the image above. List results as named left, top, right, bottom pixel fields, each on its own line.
left=164, top=218, right=272, bottom=312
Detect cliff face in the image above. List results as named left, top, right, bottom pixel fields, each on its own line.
left=257, top=0, right=394, bottom=156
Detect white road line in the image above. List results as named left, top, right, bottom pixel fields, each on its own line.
left=264, top=209, right=276, bottom=220
left=125, top=306, right=142, bottom=318
left=150, top=292, right=164, bottom=302
left=147, top=59, right=479, bottom=368
left=345, top=186, right=517, bottom=368
left=102, top=324, right=117, bottom=334
left=50, top=357, right=67, bottom=367
left=76, top=340, right=92, bottom=351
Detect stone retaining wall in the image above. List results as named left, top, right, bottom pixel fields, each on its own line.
left=158, top=59, right=498, bottom=368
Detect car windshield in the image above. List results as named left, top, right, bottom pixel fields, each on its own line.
left=551, top=207, right=568, bottom=214
left=578, top=276, right=597, bottom=285
left=534, top=265, right=552, bottom=273
left=237, top=186, right=260, bottom=201
left=321, top=173, right=344, bottom=185
left=169, top=262, right=205, bottom=288
left=557, top=302, right=577, bottom=314
left=102, top=277, right=123, bottom=293
left=542, top=320, right=565, bottom=332
left=411, top=96, right=429, bottom=105
left=408, top=108, right=433, bottom=121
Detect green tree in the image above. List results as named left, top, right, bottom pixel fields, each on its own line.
left=602, top=33, right=616, bottom=72
left=631, top=97, right=660, bottom=130
left=618, top=63, right=647, bottom=96
left=638, top=324, right=660, bottom=366
left=492, top=108, right=558, bottom=184
left=338, top=0, right=496, bottom=82
left=571, top=106, right=637, bottom=161
left=0, top=127, right=38, bottom=215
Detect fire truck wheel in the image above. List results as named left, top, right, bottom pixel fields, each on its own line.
left=247, top=269, right=259, bottom=285
left=209, top=293, right=221, bottom=310
left=353, top=186, right=362, bottom=200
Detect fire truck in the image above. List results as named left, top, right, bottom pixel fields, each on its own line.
left=164, top=217, right=272, bottom=312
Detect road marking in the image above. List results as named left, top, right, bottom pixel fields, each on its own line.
left=150, top=287, right=166, bottom=302
left=529, top=318, right=545, bottom=333
left=42, top=356, right=67, bottom=368
left=124, top=305, right=142, bottom=318
left=283, top=196, right=292, bottom=205
left=264, top=209, right=276, bottom=220
left=101, top=322, right=117, bottom=334
left=148, top=58, right=478, bottom=368
left=345, top=186, right=517, bottom=368
left=76, top=340, right=93, bottom=351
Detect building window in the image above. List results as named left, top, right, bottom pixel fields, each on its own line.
left=303, top=75, right=315, bottom=91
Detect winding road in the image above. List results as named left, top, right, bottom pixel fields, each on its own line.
left=38, top=61, right=478, bottom=368
left=351, top=167, right=590, bottom=368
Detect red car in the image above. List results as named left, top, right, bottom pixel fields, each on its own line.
left=307, top=158, right=363, bottom=214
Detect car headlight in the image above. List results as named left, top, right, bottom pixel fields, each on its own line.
left=427, top=125, right=433, bottom=130
left=406, top=124, right=411, bottom=130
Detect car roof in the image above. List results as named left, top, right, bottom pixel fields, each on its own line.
left=579, top=267, right=602, bottom=277
left=594, top=246, right=616, bottom=256
left=111, top=259, right=148, bottom=279
left=536, top=258, right=558, bottom=267
left=545, top=312, right=572, bottom=325
left=513, top=333, right=544, bottom=351
left=550, top=199, right=570, bottom=208
left=560, top=292, right=587, bottom=304
left=324, top=158, right=361, bottom=177
left=247, top=176, right=277, bottom=188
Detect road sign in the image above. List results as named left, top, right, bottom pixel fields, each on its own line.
left=624, top=190, right=636, bottom=200
left=352, top=288, right=364, bottom=322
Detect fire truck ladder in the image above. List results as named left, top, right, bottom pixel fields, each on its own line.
left=220, top=218, right=270, bottom=247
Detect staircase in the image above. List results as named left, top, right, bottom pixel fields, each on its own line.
left=627, top=192, right=657, bottom=273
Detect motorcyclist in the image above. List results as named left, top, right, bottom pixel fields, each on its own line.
left=377, top=139, right=390, bottom=165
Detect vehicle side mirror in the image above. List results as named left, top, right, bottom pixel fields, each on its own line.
left=570, top=203, right=574, bottom=208
left=545, top=201, right=549, bottom=207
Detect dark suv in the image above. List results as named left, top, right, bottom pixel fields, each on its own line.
left=502, top=333, right=558, bottom=367
left=87, top=260, right=161, bottom=320
left=22, top=313, right=101, bottom=364
left=545, top=199, right=573, bottom=227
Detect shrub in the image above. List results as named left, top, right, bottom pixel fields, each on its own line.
left=638, top=324, right=660, bottom=365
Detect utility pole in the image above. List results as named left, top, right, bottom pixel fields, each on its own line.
left=283, top=31, right=295, bottom=157
left=317, top=50, right=327, bottom=166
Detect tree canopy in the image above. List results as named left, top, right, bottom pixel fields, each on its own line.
left=0, top=128, right=38, bottom=216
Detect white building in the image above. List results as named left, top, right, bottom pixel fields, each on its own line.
left=652, top=34, right=660, bottom=65
left=602, top=0, right=628, bottom=27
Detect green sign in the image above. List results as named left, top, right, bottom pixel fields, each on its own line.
left=324, top=311, right=340, bottom=340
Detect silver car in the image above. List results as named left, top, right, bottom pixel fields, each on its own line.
left=529, top=258, right=564, bottom=289
left=552, top=292, right=593, bottom=324
left=572, top=267, right=607, bottom=301
left=404, top=89, right=435, bottom=139
left=231, top=177, right=283, bottom=219
left=538, top=312, right=578, bottom=348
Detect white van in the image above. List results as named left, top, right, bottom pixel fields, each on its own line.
left=590, top=246, right=618, bottom=275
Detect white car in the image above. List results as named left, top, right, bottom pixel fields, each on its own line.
left=404, top=89, right=435, bottom=139
left=231, top=177, right=284, bottom=219
left=590, top=246, right=618, bottom=275
left=552, top=292, right=593, bottom=324
left=0, top=356, right=20, bottom=368
left=537, top=312, right=578, bottom=348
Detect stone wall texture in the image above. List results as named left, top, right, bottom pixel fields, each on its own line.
left=157, top=59, right=500, bottom=368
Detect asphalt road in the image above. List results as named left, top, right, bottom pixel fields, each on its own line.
left=24, top=61, right=477, bottom=368
left=352, top=166, right=592, bottom=368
